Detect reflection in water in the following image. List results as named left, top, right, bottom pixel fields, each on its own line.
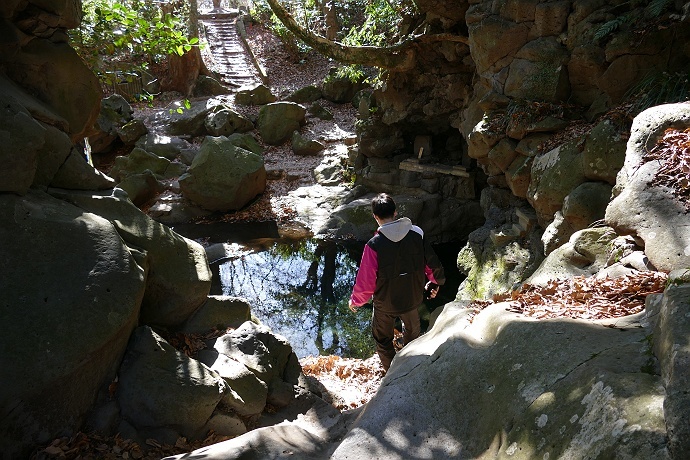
left=215, top=239, right=375, bottom=359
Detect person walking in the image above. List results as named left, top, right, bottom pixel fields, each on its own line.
left=349, top=193, right=445, bottom=372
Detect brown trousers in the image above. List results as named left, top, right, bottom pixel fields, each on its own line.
left=372, top=308, right=421, bottom=371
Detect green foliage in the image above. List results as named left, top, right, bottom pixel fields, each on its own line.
left=169, top=99, right=192, bottom=114
left=326, top=65, right=365, bottom=83
left=70, top=0, right=199, bottom=86
left=624, top=70, right=690, bottom=115
left=251, top=0, right=417, bottom=57
left=645, top=0, right=674, bottom=19
left=341, top=0, right=412, bottom=47
left=592, top=16, right=627, bottom=41
left=592, top=0, right=675, bottom=42
left=250, top=0, right=312, bottom=56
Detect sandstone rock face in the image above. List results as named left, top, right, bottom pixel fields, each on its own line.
left=50, top=149, right=117, bottom=190
left=182, top=296, right=252, bottom=334
left=179, top=136, right=266, bottom=211
left=329, top=303, right=668, bottom=459
left=527, top=140, right=586, bottom=226
left=605, top=103, right=690, bottom=272
left=528, top=226, right=617, bottom=285
left=117, top=327, right=227, bottom=438
left=0, top=191, right=145, bottom=457
left=0, top=90, right=47, bottom=194
left=582, top=119, right=627, bottom=184
left=4, top=39, right=101, bottom=140
left=652, top=270, right=690, bottom=458
left=49, top=189, right=212, bottom=328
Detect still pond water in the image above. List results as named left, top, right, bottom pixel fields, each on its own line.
left=172, top=221, right=461, bottom=359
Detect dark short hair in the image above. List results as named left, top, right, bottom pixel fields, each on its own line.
left=371, top=193, right=396, bottom=219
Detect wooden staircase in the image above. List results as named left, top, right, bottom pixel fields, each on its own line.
left=198, top=9, right=262, bottom=88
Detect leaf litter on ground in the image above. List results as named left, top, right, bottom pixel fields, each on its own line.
left=468, top=271, right=668, bottom=321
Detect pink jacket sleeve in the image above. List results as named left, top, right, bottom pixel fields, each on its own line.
left=425, top=265, right=439, bottom=284
left=350, top=244, right=378, bottom=306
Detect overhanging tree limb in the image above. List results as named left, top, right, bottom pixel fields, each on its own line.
left=265, top=0, right=417, bottom=71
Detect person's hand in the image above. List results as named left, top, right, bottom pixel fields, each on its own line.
left=348, top=300, right=360, bottom=313
left=425, top=282, right=439, bottom=299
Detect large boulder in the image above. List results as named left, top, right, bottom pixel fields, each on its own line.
left=166, top=100, right=212, bottom=136
left=527, top=226, right=617, bottom=286
left=225, top=133, right=263, bottom=155
left=287, top=85, right=323, bottom=103
left=192, top=75, right=231, bottom=97
left=117, top=327, right=227, bottom=439
left=182, top=296, right=252, bottom=334
left=0, top=89, right=47, bottom=194
left=135, top=134, right=192, bottom=160
left=527, top=139, right=586, bottom=226
left=209, top=321, right=301, bottom=408
left=88, top=95, right=135, bottom=153
left=4, top=38, right=101, bottom=140
left=179, top=136, right=266, bottom=211
left=0, top=191, right=145, bottom=457
left=110, top=147, right=171, bottom=182
left=205, top=108, right=254, bottom=136
left=292, top=131, right=325, bottom=156
left=198, top=350, right=268, bottom=418
left=116, top=119, right=148, bottom=145
left=542, top=181, right=613, bottom=254
left=50, top=149, right=116, bottom=190
left=235, top=84, right=277, bottom=106
left=49, top=188, right=212, bottom=328
left=257, top=102, right=306, bottom=145
left=116, top=170, right=162, bottom=207
left=322, top=73, right=366, bottom=103
left=605, top=103, right=690, bottom=272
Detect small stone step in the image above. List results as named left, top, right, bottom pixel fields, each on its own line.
left=515, top=207, right=537, bottom=232
left=490, top=227, right=520, bottom=246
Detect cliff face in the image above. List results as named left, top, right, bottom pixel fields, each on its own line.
left=374, top=0, right=689, bottom=139
left=354, top=0, right=690, bottom=294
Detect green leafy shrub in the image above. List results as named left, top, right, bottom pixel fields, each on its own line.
left=70, top=0, right=199, bottom=88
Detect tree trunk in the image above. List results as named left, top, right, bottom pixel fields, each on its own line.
left=323, top=0, right=338, bottom=41
left=188, top=0, right=214, bottom=78
left=161, top=50, right=201, bottom=96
